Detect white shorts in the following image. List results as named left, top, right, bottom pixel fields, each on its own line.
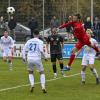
left=27, top=58, right=44, bottom=72
left=3, top=48, right=12, bottom=57
left=81, top=55, right=95, bottom=66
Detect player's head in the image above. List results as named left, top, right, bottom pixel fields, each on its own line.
left=3, top=30, right=9, bottom=38
left=73, top=13, right=81, bottom=22
left=34, top=29, right=40, bottom=37
left=86, top=29, right=94, bottom=38
left=51, top=28, right=57, bottom=35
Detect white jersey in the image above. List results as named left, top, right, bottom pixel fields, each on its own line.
left=22, top=38, right=45, bottom=60
left=0, top=36, right=14, bottom=50
left=83, top=38, right=98, bottom=57
left=82, top=38, right=98, bottom=65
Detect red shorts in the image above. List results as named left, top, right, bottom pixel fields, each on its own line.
left=75, top=35, right=91, bottom=50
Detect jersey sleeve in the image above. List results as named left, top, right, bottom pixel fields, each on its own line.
left=59, top=21, right=74, bottom=29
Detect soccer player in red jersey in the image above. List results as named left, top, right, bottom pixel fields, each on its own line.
left=59, top=14, right=100, bottom=71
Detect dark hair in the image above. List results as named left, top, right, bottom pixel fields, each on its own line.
left=34, top=29, right=39, bottom=35
left=74, top=13, right=81, bottom=20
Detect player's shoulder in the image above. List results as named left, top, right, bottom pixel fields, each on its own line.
left=0, top=36, right=4, bottom=39
left=38, top=38, right=43, bottom=44
left=27, top=38, right=43, bottom=44
left=26, top=38, right=33, bottom=44
left=90, top=38, right=97, bottom=43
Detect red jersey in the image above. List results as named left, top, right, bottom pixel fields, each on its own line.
left=59, top=21, right=86, bottom=40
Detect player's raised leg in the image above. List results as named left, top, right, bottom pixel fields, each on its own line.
left=63, top=43, right=82, bottom=71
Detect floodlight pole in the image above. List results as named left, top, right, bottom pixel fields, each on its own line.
left=8, top=0, right=11, bottom=21
left=77, top=0, right=79, bottom=13
left=43, top=0, right=45, bottom=37
left=8, top=0, right=10, bottom=7
left=91, top=0, right=93, bottom=25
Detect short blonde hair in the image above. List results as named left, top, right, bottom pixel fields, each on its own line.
left=86, top=29, right=93, bottom=34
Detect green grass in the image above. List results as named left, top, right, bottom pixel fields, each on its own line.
left=0, top=58, right=100, bottom=100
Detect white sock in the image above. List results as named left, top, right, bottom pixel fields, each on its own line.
left=81, top=71, right=85, bottom=81
left=29, top=74, right=34, bottom=87
left=92, top=68, right=99, bottom=78
left=40, top=74, right=45, bottom=89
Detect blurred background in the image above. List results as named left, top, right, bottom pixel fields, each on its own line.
left=0, top=0, right=100, bottom=42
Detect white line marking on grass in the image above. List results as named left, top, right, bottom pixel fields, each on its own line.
left=0, top=73, right=80, bottom=92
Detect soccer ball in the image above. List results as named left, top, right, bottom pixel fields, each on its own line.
left=7, top=7, right=15, bottom=14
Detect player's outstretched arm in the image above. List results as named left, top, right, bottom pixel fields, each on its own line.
left=59, top=21, right=73, bottom=29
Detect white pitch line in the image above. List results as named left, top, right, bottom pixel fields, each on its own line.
left=0, top=73, right=80, bottom=92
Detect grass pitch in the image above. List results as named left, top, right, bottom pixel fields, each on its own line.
left=0, top=58, right=100, bottom=100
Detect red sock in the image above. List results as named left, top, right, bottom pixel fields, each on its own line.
left=68, top=54, right=75, bottom=66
